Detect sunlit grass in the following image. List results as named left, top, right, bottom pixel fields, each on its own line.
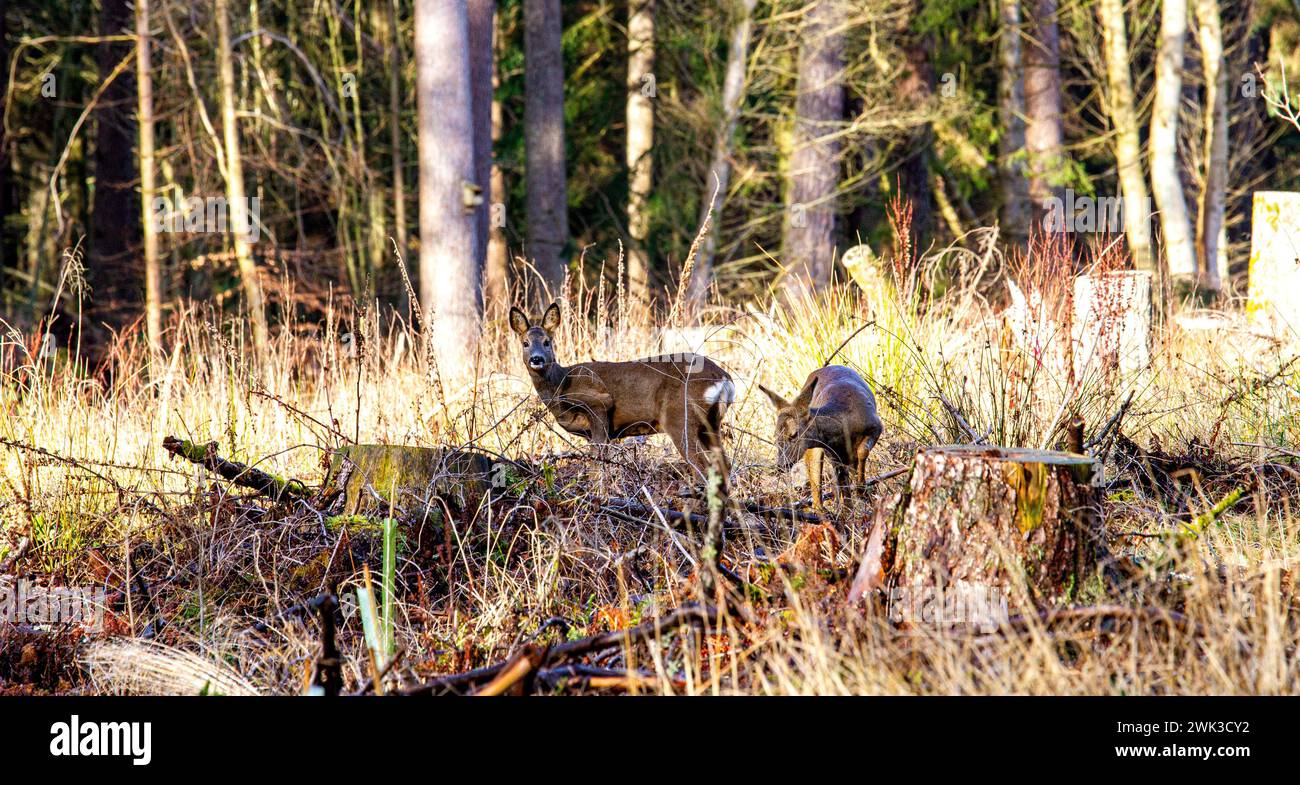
left=1, top=256, right=1297, bottom=695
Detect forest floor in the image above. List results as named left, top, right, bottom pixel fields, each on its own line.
left=1, top=267, right=1298, bottom=695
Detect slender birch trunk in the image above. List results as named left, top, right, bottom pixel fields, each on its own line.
left=686, top=0, right=757, bottom=309
left=1097, top=0, right=1155, bottom=272
left=625, top=0, right=655, bottom=309
left=216, top=0, right=269, bottom=352
left=388, top=0, right=410, bottom=308
left=1149, top=0, right=1198, bottom=287
left=484, top=7, right=509, bottom=311
left=135, top=0, right=161, bottom=353
left=468, top=0, right=495, bottom=287
left=1193, top=0, right=1229, bottom=292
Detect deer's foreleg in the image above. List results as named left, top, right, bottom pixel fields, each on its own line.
left=855, top=438, right=871, bottom=484
left=587, top=406, right=610, bottom=444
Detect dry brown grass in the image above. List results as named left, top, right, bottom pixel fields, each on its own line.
left=1, top=245, right=1298, bottom=695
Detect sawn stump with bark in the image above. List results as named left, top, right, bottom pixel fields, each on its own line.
left=850, top=445, right=1104, bottom=615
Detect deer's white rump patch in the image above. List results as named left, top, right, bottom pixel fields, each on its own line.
left=702, top=380, right=735, bottom=405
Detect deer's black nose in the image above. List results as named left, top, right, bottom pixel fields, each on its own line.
left=528, top=355, right=546, bottom=368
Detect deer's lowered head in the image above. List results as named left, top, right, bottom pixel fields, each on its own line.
left=758, top=380, right=819, bottom=471
left=760, top=365, right=884, bottom=513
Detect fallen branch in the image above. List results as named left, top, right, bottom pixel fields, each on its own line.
left=1182, top=486, right=1247, bottom=538
left=163, top=436, right=311, bottom=501
left=545, top=604, right=720, bottom=662
left=740, top=501, right=825, bottom=524
left=938, top=395, right=983, bottom=443
left=471, top=645, right=545, bottom=696
left=401, top=604, right=720, bottom=696
left=537, top=664, right=684, bottom=693
left=605, top=497, right=709, bottom=527
left=1086, top=390, right=1135, bottom=454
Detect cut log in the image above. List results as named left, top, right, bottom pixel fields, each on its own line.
left=1246, top=191, right=1300, bottom=338
left=841, top=243, right=889, bottom=296
left=1072, top=270, right=1152, bottom=381
left=850, top=445, right=1102, bottom=622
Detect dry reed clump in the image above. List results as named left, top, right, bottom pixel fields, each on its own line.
left=0, top=248, right=1297, bottom=695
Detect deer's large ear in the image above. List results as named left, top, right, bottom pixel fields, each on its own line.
left=792, top=375, right=819, bottom=409
left=509, top=307, right=530, bottom=336
left=758, top=384, right=789, bottom=410
left=541, top=302, right=561, bottom=332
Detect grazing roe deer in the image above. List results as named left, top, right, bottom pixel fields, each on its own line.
left=509, top=303, right=734, bottom=477
left=760, top=365, right=884, bottom=513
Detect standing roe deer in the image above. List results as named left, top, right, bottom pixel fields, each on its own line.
left=509, top=303, right=734, bottom=477
left=759, top=365, right=884, bottom=513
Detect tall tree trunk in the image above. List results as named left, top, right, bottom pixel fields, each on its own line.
left=0, top=0, right=8, bottom=296
left=216, top=0, right=269, bottom=352
left=997, top=0, right=1030, bottom=246
left=1098, top=0, right=1155, bottom=272
left=1150, top=0, right=1198, bottom=286
left=414, top=0, right=482, bottom=387
left=685, top=0, right=757, bottom=308
left=780, top=0, right=844, bottom=299
left=899, top=33, right=934, bottom=245
left=484, top=7, right=510, bottom=311
left=90, top=0, right=139, bottom=339
left=1193, top=0, right=1228, bottom=293
left=625, top=0, right=655, bottom=309
left=1023, top=0, right=1065, bottom=217
left=523, top=0, right=568, bottom=302
left=135, top=0, right=161, bottom=354
left=388, top=0, right=410, bottom=309
left=468, top=0, right=495, bottom=295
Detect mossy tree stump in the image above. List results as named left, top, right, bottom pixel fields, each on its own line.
left=852, top=446, right=1102, bottom=615
left=328, top=445, right=493, bottom=520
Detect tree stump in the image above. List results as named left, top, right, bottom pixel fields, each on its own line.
left=1246, top=191, right=1300, bottom=337
left=329, top=445, right=493, bottom=518
left=1072, top=270, right=1152, bottom=381
left=850, top=445, right=1102, bottom=622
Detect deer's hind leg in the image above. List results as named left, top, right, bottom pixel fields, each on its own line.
left=695, top=402, right=730, bottom=480
left=659, top=405, right=700, bottom=478
left=854, top=424, right=882, bottom=484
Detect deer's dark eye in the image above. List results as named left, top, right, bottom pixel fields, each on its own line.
left=543, top=339, right=551, bottom=347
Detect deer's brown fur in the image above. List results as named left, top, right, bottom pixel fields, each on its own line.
left=510, top=303, right=734, bottom=477
left=760, top=365, right=884, bottom=513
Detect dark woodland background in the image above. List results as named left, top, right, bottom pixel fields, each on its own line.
left=1, top=0, right=1298, bottom=355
